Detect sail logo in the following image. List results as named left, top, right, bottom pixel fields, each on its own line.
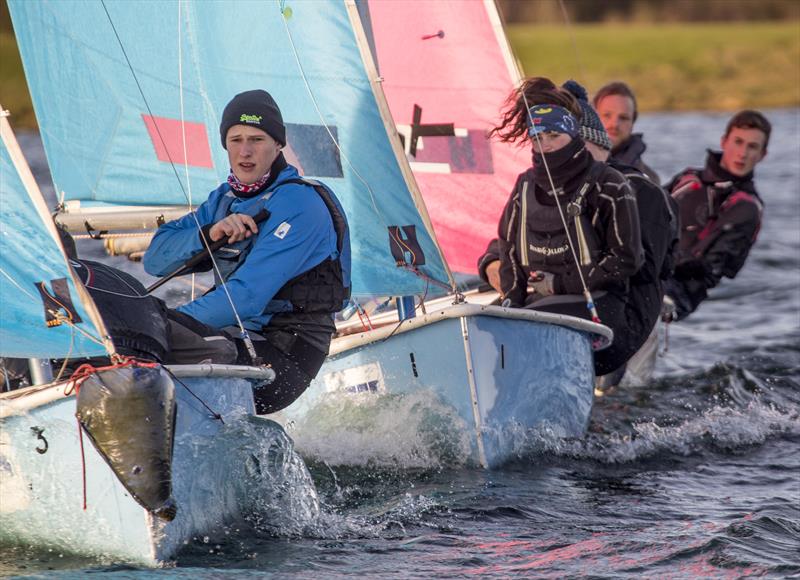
left=532, top=107, right=553, bottom=114
left=239, top=114, right=262, bottom=124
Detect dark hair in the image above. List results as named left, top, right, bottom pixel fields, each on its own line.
left=490, top=77, right=581, bottom=145
left=593, top=81, right=638, bottom=122
left=725, top=110, right=771, bottom=151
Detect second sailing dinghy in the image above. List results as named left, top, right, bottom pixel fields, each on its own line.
left=276, top=1, right=613, bottom=468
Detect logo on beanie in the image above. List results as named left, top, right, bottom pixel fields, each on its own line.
left=239, top=113, right=262, bottom=124
left=532, top=107, right=553, bottom=114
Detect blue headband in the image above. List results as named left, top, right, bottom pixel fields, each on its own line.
left=527, top=104, right=579, bottom=139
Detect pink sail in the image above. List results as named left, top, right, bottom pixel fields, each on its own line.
left=367, top=0, right=525, bottom=275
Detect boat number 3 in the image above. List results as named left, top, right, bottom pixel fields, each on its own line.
left=30, top=426, right=48, bottom=454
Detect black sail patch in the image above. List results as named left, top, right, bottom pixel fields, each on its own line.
left=388, top=225, right=426, bottom=266
left=34, top=278, right=82, bottom=327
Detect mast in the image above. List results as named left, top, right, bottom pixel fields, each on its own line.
left=485, top=0, right=524, bottom=85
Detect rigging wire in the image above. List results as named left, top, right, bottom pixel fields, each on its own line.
left=176, top=0, right=199, bottom=302
left=557, top=0, right=587, bottom=83
left=278, top=2, right=387, bottom=227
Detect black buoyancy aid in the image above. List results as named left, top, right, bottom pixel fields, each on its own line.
left=264, top=178, right=351, bottom=315
left=516, top=163, right=605, bottom=277
left=670, top=170, right=762, bottom=265
left=614, top=164, right=679, bottom=285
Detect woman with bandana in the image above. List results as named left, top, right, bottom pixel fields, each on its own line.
left=478, top=78, right=643, bottom=376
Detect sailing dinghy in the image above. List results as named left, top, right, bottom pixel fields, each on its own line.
left=0, top=108, right=285, bottom=564
left=274, top=1, right=613, bottom=468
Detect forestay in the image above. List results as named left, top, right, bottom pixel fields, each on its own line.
left=8, top=0, right=452, bottom=298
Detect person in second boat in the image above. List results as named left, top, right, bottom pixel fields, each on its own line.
left=593, top=81, right=660, bottom=184
left=563, top=79, right=678, bottom=384
left=478, top=77, right=644, bottom=377
left=144, top=89, right=351, bottom=414
left=662, top=109, right=769, bottom=322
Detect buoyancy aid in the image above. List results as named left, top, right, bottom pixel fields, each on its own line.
left=611, top=162, right=679, bottom=285
left=516, top=162, right=605, bottom=278
left=264, top=178, right=351, bottom=314
left=670, top=168, right=763, bottom=267
left=209, top=177, right=350, bottom=316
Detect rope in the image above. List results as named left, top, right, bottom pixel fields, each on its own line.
left=356, top=302, right=373, bottom=332
left=162, top=366, right=225, bottom=424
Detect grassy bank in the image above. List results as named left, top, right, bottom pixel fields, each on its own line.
left=0, top=30, right=33, bottom=127
left=508, top=21, right=800, bottom=112
left=1, top=21, right=799, bottom=129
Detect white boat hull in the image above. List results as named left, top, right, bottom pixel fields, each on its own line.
left=279, top=303, right=611, bottom=469
left=0, top=364, right=273, bottom=565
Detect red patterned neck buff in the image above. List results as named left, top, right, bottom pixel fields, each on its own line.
left=227, top=170, right=270, bottom=194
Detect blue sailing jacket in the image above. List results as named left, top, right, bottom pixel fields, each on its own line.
left=143, top=162, right=349, bottom=331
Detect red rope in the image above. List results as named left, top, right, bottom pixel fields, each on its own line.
left=356, top=303, right=374, bottom=332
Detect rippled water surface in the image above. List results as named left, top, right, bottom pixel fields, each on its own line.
left=2, top=110, right=799, bottom=578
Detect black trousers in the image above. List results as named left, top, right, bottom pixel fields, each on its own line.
left=235, top=332, right=328, bottom=415
left=163, top=309, right=328, bottom=414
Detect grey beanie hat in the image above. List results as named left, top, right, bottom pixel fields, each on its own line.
left=220, top=89, right=286, bottom=149
left=562, top=80, right=612, bottom=151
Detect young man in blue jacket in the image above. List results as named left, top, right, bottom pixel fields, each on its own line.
left=144, top=90, right=350, bottom=414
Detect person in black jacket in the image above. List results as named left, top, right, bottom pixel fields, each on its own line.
left=593, top=81, right=660, bottom=184
left=663, top=110, right=769, bottom=321
left=563, top=80, right=678, bottom=383
left=479, top=77, right=644, bottom=376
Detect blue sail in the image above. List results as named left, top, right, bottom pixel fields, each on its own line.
left=0, top=115, right=109, bottom=359
left=8, top=0, right=451, bottom=297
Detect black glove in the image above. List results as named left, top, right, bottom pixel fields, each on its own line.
left=673, top=259, right=709, bottom=281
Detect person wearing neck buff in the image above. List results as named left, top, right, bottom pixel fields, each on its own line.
left=563, top=79, right=679, bottom=385
left=144, top=89, right=351, bottom=414
left=478, top=78, right=644, bottom=376
left=661, top=110, right=769, bottom=322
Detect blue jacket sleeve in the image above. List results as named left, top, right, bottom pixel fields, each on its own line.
left=142, top=191, right=220, bottom=276
left=175, top=187, right=336, bottom=328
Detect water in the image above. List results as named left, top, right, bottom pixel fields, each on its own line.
left=3, top=110, right=799, bottom=578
